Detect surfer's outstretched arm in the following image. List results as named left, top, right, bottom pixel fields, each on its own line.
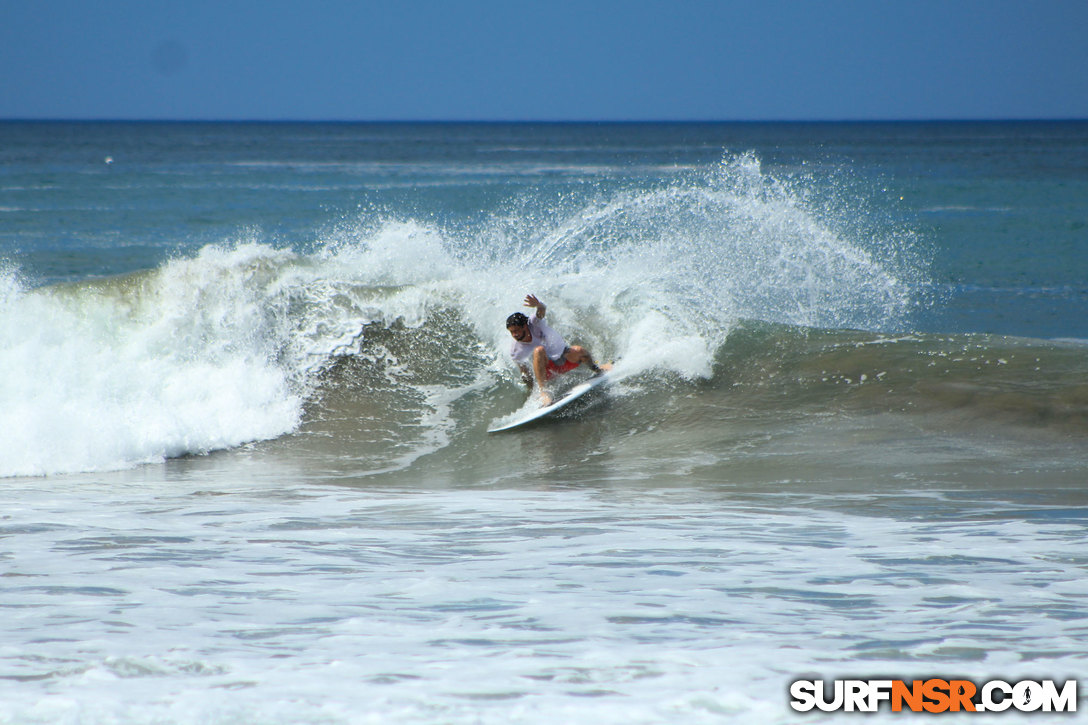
left=524, top=294, right=546, bottom=319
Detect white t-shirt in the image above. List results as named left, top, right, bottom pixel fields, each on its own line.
left=510, top=316, right=568, bottom=367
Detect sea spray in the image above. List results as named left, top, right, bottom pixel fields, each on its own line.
left=448, top=152, right=921, bottom=379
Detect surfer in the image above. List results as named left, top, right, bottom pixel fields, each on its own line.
left=506, top=294, right=609, bottom=405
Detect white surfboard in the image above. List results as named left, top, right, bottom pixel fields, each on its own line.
left=487, top=372, right=611, bottom=433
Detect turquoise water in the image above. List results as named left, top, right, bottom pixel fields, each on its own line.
left=1, top=122, right=1086, bottom=722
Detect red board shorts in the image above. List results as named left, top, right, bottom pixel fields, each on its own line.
left=545, top=357, right=580, bottom=380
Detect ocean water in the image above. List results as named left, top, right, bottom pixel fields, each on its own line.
left=1, top=121, right=1086, bottom=722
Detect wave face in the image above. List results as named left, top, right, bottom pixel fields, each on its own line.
left=0, top=151, right=960, bottom=478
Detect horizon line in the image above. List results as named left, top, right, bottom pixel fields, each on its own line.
left=3, top=116, right=1087, bottom=125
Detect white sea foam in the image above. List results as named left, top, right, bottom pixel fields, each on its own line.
left=0, top=482, right=1083, bottom=723
left=0, top=247, right=306, bottom=477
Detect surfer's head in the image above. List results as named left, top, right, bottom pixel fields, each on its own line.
left=506, top=312, right=530, bottom=342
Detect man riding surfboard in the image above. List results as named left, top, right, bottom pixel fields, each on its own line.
left=506, top=294, right=609, bottom=405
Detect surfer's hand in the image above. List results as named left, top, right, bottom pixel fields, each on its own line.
left=523, top=294, right=545, bottom=317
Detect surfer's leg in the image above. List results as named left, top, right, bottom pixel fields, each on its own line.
left=563, top=345, right=609, bottom=374
left=532, top=346, right=553, bottom=405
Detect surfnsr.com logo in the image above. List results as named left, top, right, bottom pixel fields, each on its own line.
left=790, top=679, right=1078, bottom=713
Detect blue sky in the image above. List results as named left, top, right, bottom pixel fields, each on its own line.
left=3, top=0, right=1087, bottom=121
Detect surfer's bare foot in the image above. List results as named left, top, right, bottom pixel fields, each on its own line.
left=539, top=391, right=553, bottom=406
